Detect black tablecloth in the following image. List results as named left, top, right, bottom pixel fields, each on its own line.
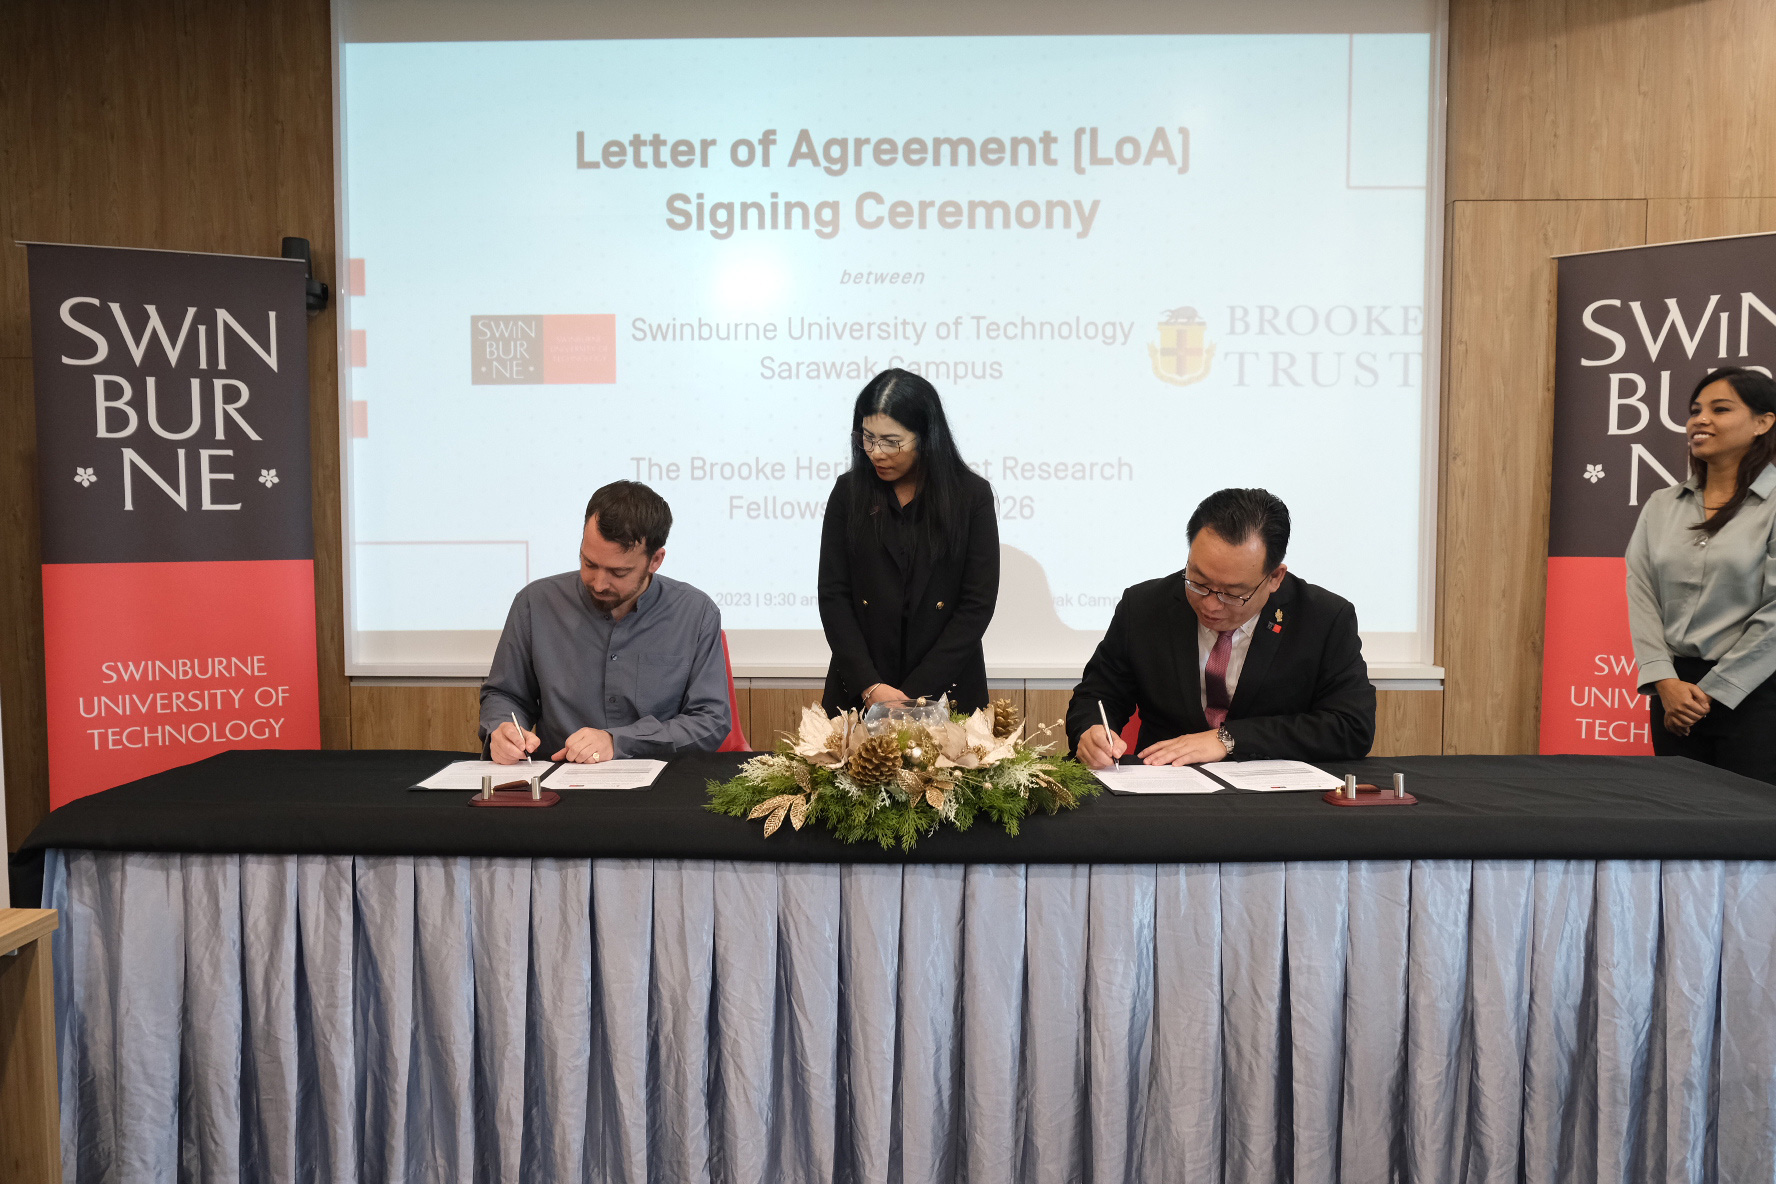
left=18, top=749, right=1776, bottom=864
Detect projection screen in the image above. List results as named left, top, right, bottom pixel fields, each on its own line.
left=334, top=0, right=1445, bottom=677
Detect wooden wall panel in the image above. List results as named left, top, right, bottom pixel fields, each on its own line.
left=1440, top=200, right=1645, bottom=753
left=350, top=686, right=481, bottom=753
left=1449, top=0, right=1776, bottom=202
left=1447, top=0, right=1657, bottom=201
left=0, top=361, right=46, bottom=852
left=0, top=0, right=344, bottom=847
left=350, top=684, right=766, bottom=752
left=346, top=681, right=1440, bottom=761
left=1371, top=690, right=1445, bottom=757
left=749, top=687, right=825, bottom=752
left=349, top=684, right=1032, bottom=756
left=1646, top=198, right=1776, bottom=243
left=1024, top=690, right=1073, bottom=740
left=1639, top=0, right=1776, bottom=200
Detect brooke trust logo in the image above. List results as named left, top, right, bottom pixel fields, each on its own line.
left=1147, top=305, right=1216, bottom=386
left=472, top=315, right=617, bottom=384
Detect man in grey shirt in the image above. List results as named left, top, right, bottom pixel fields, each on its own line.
left=481, top=481, right=731, bottom=763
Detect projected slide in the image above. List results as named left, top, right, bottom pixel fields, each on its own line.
left=339, top=32, right=1433, bottom=672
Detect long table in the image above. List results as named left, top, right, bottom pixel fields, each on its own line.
left=26, top=748, right=1776, bottom=862
left=25, top=751, right=1776, bottom=1183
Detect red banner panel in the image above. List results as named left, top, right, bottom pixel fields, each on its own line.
left=42, top=561, right=321, bottom=808
left=1542, top=233, right=1776, bottom=751
left=28, top=243, right=320, bottom=806
left=1539, top=557, right=1651, bottom=754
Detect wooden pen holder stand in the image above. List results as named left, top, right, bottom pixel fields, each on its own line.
left=1322, top=783, right=1417, bottom=807
left=470, top=789, right=560, bottom=807
left=470, top=779, right=559, bottom=807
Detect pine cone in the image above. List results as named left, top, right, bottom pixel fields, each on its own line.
left=847, top=734, right=903, bottom=785
left=991, top=698, right=1021, bottom=739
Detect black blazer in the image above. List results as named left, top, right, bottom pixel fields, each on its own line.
left=819, top=468, right=1000, bottom=713
left=1066, top=571, right=1375, bottom=761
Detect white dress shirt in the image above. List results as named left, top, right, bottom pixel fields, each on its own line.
left=1197, top=615, right=1259, bottom=717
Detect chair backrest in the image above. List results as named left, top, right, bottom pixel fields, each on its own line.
left=1119, top=709, right=1142, bottom=755
left=716, top=631, right=752, bottom=752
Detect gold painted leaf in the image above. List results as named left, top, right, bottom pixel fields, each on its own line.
left=748, top=793, right=798, bottom=821
left=762, top=803, right=791, bottom=837
left=790, top=797, right=810, bottom=830
left=926, top=785, right=946, bottom=810
left=1033, top=771, right=1076, bottom=809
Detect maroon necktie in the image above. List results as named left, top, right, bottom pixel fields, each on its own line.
left=1204, top=629, right=1234, bottom=728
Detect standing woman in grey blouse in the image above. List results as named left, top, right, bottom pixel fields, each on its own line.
left=1627, top=367, right=1776, bottom=782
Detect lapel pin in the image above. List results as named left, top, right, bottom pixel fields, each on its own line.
left=1271, top=608, right=1283, bottom=633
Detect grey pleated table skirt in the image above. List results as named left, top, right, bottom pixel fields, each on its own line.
left=45, top=850, right=1776, bottom=1183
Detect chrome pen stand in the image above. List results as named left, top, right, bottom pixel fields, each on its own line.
left=1321, top=772, right=1417, bottom=807
left=469, top=774, right=561, bottom=808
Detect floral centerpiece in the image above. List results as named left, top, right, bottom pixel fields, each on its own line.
left=707, top=698, right=1102, bottom=850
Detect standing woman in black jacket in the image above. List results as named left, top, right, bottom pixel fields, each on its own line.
left=819, top=369, right=1000, bottom=714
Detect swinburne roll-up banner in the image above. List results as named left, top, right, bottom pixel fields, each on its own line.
left=27, top=244, right=321, bottom=807
left=1542, top=233, right=1776, bottom=753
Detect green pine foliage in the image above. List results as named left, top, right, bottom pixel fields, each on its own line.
left=706, top=739, right=1103, bottom=852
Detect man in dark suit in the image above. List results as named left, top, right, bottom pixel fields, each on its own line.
left=1067, top=487, right=1374, bottom=767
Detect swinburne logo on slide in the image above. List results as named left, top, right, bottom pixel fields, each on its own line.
left=472, top=314, right=616, bottom=384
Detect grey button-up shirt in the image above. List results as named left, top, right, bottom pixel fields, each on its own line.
left=1626, top=463, right=1776, bottom=707
left=480, top=571, right=731, bottom=757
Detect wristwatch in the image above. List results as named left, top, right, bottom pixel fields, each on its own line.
left=1216, top=725, right=1236, bottom=757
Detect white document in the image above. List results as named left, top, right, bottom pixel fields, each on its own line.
left=416, top=760, right=554, bottom=789
left=1201, top=760, right=1343, bottom=792
left=543, top=759, right=668, bottom=790
left=1093, top=764, right=1225, bottom=795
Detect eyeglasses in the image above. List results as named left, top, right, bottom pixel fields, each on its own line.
left=855, top=429, right=913, bottom=456
left=1182, top=575, right=1266, bottom=607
